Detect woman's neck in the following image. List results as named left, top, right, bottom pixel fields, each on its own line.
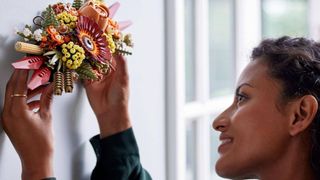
left=259, top=136, right=315, bottom=180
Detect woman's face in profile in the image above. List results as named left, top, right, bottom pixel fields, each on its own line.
left=213, top=59, right=292, bottom=178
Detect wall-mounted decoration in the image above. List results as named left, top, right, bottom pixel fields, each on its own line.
left=12, top=0, right=133, bottom=95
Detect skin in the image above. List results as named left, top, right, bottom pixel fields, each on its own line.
left=84, top=55, right=131, bottom=138
left=213, top=59, right=317, bottom=180
left=1, top=55, right=131, bottom=179
left=1, top=70, right=54, bottom=180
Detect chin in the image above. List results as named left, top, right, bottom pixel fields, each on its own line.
left=216, top=171, right=257, bottom=180
left=215, top=160, right=235, bottom=178
left=215, top=160, right=257, bottom=179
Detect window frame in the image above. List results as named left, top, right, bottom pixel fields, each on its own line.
left=165, top=0, right=262, bottom=179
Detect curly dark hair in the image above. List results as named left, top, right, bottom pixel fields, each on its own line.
left=251, top=36, right=320, bottom=178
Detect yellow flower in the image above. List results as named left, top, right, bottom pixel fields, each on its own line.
left=70, top=48, right=76, bottom=54
left=57, top=12, right=78, bottom=30
left=106, top=34, right=116, bottom=53
left=67, top=42, right=74, bottom=49
left=72, top=54, right=78, bottom=60
left=62, top=48, right=68, bottom=54
left=62, top=56, right=67, bottom=62
left=60, top=41, right=85, bottom=70
left=66, top=60, right=73, bottom=66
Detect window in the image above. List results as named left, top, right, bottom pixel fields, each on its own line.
left=186, top=120, right=197, bottom=180
left=209, top=0, right=235, bottom=98
left=210, top=121, right=224, bottom=180
left=261, top=0, right=309, bottom=38
left=183, top=0, right=236, bottom=179
left=166, top=0, right=261, bottom=180
left=208, top=0, right=235, bottom=176
left=185, top=0, right=196, bottom=102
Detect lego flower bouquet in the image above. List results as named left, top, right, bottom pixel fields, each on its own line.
left=13, top=0, right=133, bottom=95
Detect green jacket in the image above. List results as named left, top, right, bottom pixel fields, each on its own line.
left=43, top=128, right=152, bottom=180
left=90, top=128, right=152, bottom=180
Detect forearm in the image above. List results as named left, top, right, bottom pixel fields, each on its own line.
left=22, top=165, right=54, bottom=180
left=22, top=156, right=54, bottom=180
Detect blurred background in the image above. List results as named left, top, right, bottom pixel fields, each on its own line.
left=0, top=0, right=319, bottom=180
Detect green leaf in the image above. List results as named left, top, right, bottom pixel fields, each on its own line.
left=72, top=0, right=83, bottom=10
left=42, top=5, right=59, bottom=28
left=75, top=62, right=98, bottom=80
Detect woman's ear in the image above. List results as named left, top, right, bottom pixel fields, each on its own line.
left=289, top=95, right=318, bottom=136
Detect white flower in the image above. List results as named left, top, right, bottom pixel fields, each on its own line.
left=24, top=38, right=29, bottom=42
left=22, top=28, right=32, bottom=37
left=49, top=54, right=59, bottom=65
left=33, top=29, right=43, bottom=41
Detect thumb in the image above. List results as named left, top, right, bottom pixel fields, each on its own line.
left=83, top=79, right=92, bottom=88
left=39, top=83, right=54, bottom=119
left=114, top=55, right=128, bottom=77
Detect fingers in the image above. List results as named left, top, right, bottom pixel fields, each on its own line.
left=27, top=85, right=48, bottom=101
left=4, top=70, right=29, bottom=113
left=39, top=83, right=54, bottom=119
left=11, top=70, right=29, bottom=108
left=4, top=70, right=20, bottom=111
left=27, top=85, right=48, bottom=110
left=27, top=100, right=40, bottom=110
left=114, top=55, right=128, bottom=75
left=113, top=55, right=129, bottom=84
left=13, top=70, right=29, bottom=94
left=83, top=79, right=95, bottom=88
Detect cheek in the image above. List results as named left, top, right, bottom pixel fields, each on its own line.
left=239, top=103, right=289, bottom=150
left=215, top=102, right=290, bottom=178
left=236, top=108, right=279, bottom=136
left=233, top=101, right=288, bottom=142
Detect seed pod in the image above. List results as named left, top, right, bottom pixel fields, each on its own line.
left=54, top=71, right=64, bottom=95
left=15, top=41, right=44, bottom=55
left=64, top=69, right=73, bottom=93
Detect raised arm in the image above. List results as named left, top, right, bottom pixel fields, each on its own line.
left=84, top=55, right=152, bottom=180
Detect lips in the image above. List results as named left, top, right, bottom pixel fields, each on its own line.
left=218, top=134, right=233, bottom=154
left=220, top=138, right=232, bottom=145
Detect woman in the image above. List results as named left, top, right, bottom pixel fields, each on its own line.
left=213, top=36, right=320, bottom=180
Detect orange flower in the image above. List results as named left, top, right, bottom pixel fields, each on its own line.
left=46, top=26, right=64, bottom=45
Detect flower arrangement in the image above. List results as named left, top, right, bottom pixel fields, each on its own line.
left=12, top=0, right=133, bottom=95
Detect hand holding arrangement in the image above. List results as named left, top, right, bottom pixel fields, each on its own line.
left=1, top=55, right=131, bottom=179
left=1, top=70, right=54, bottom=180
left=84, top=55, right=131, bottom=138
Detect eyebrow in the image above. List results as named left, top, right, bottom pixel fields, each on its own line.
left=235, top=83, right=254, bottom=94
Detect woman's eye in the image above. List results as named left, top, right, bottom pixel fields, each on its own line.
left=236, top=93, right=247, bottom=104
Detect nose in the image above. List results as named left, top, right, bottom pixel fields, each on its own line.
left=212, top=110, right=230, bottom=132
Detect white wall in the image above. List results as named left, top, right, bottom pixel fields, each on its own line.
left=0, top=0, right=165, bottom=179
